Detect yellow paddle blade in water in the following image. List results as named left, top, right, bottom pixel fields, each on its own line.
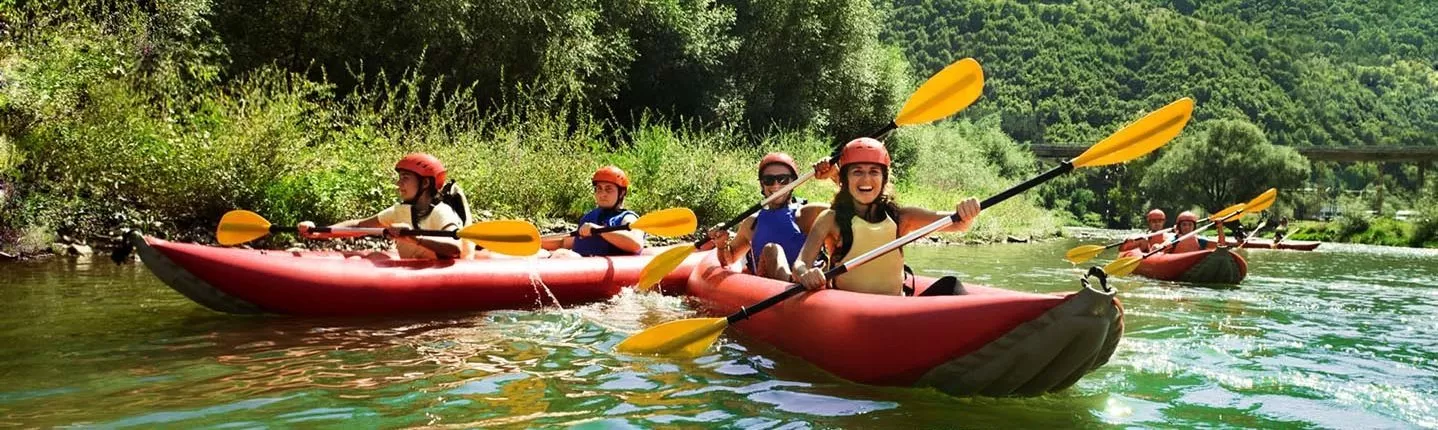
left=216, top=210, right=273, bottom=246
left=1242, top=188, right=1278, bottom=215
left=458, top=220, right=541, bottom=256
left=637, top=245, right=696, bottom=292
left=1071, top=98, right=1195, bottom=168
left=615, top=317, right=729, bottom=357
left=894, top=58, right=984, bottom=127
left=1064, top=244, right=1109, bottom=265
left=632, top=207, right=698, bottom=238
left=1104, top=256, right=1142, bottom=277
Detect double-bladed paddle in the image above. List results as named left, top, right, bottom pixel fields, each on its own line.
left=634, top=57, right=987, bottom=291
left=539, top=207, right=698, bottom=240
left=616, top=97, right=1196, bottom=357
left=215, top=209, right=542, bottom=256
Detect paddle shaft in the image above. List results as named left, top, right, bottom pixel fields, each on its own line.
left=693, top=122, right=899, bottom=249
left=726, top=160, right=1075, bottom=324
left=276, top=225, right=464, bottom=239
left=544, top=223, right=634, bottom=240
left=1240, top=220, right=1268, bottom=244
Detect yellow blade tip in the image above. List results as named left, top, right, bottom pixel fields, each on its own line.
left=636, top=245, right=696, bottom=291
left=1105, top=257, right=1141, bottom=277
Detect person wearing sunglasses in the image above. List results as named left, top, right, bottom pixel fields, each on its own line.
left=706, top=152, right=828, bottom=280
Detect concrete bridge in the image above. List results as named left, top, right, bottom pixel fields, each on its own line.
left=1027, top=144, right=1438, bottom=182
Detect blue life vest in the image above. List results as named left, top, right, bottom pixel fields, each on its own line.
left=747, top=199, right=807, bottom=270
left=573, top=207, right=641, bottom=257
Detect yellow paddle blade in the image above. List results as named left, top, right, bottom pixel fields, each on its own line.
left=631, top=207, right=698, bottom=238
left=1242, top=188, right=1278, bottom=215
left=1071, top=97, right=1195, bottom=168
left=636, top=245, right=696, bottom=292
left=458, top=220, right=541, bottom=256
left=1064, top=244, right=1108, bottom=265
left=1104, top=256, right=1142, bottom=277
left=894, top=58, right=984, bottom=126
left=216, top=210, right=273, bottom=246
left=1210, top=203, right=1247, bottom=221
left=615, top=317, right=729, bottom=357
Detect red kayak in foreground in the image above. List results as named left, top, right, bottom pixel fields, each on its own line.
left=1119, top=247, right=1248, bottom=284
left=127, top=232, right=705, bottom=316
left=680, top=254, right=1124, bottom=397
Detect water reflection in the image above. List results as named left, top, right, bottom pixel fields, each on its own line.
left=1, top=234, right=1435, bottom=427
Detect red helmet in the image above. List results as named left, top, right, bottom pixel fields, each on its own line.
left=1177, top=211, right=1198, bottom=224
left=837, top=137, right=891, bottom=169
left=1147, top=208, right=1166, bottom=221
left=758, top=152, right=798, bottom=176
left=395, top=153, right=446, bottom=189
left=592, top=165, right=630, bottom=188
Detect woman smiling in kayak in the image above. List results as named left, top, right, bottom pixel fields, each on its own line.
left=544, top=165, right=646, bottom=258
left=297, top=153, right=465, bottom=259
left=792, top=138, right=981, bottom=296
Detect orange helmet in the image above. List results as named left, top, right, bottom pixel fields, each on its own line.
left=837, top=137, right=891, bottom=169
left=1177, top=211, right=1198, bottom=224
left=1147, top=209, right=1166, bottom=221
left=758, top=152, right=798, bottom=176
left=395, top=153, right=446, bottom=190
left=592, top=165, right=630, bottom=188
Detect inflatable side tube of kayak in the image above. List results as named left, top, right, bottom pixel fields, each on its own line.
left=1178, top=247, right=1247, bottom=285
left=127, top=231, right=266, bottom=314
left=916, top=280, right=1123, bottom=397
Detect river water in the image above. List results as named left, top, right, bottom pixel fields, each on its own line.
left=2, top=231, right=1434, bottom=428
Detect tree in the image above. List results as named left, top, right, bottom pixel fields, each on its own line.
left=1141, top=119, right=1311, bottom=212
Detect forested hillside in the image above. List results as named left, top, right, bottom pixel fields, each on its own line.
left=883, top=0, right=1437, bottom=148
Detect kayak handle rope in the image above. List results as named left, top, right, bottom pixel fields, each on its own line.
left=1082, top=266, right=1112, bottom=294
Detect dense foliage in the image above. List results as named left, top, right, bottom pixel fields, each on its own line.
left=884, top=0, right=1438, bottom=148
left=1141, top=119, right=1311, bottom=213
left=0, top=1, right=1052, bottom=252
left=1, top=0, right=1434, bottom=251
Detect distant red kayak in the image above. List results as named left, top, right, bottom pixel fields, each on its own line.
left=1119, top=247, right=1248, bottom=284
left=679, top=254, right=1124, bottom=397
left=127, top=232, right=704, bottom=316
left=1236, top=238, right=1320, bottom=250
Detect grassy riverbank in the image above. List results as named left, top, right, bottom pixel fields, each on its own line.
left=0, top=13, right=1057, bottom=255
left=1285, top=219, right=1438, bottom=248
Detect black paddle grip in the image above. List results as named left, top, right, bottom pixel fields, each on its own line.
left=978, top=162, right=1073, bottom=211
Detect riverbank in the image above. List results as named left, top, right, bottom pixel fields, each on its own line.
left=1283, top=218, right=1438, bottom=248
left=0, top=7, right=1063, bottom=258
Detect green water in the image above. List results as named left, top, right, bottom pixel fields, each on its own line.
left=2, top=232, right=1435, bottom=428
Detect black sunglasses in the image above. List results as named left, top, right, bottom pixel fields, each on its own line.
left=760, top=174, right=797, bottom=186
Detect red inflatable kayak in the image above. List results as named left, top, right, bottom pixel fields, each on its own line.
left=127, top=232, right=705, bottom=316
left=1118, top=247, right=1248, bottom=284
left=680, top=254, right=1124, bottom=397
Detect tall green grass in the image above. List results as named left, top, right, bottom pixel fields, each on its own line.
left=0, top=10, right=1056, bottom=252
